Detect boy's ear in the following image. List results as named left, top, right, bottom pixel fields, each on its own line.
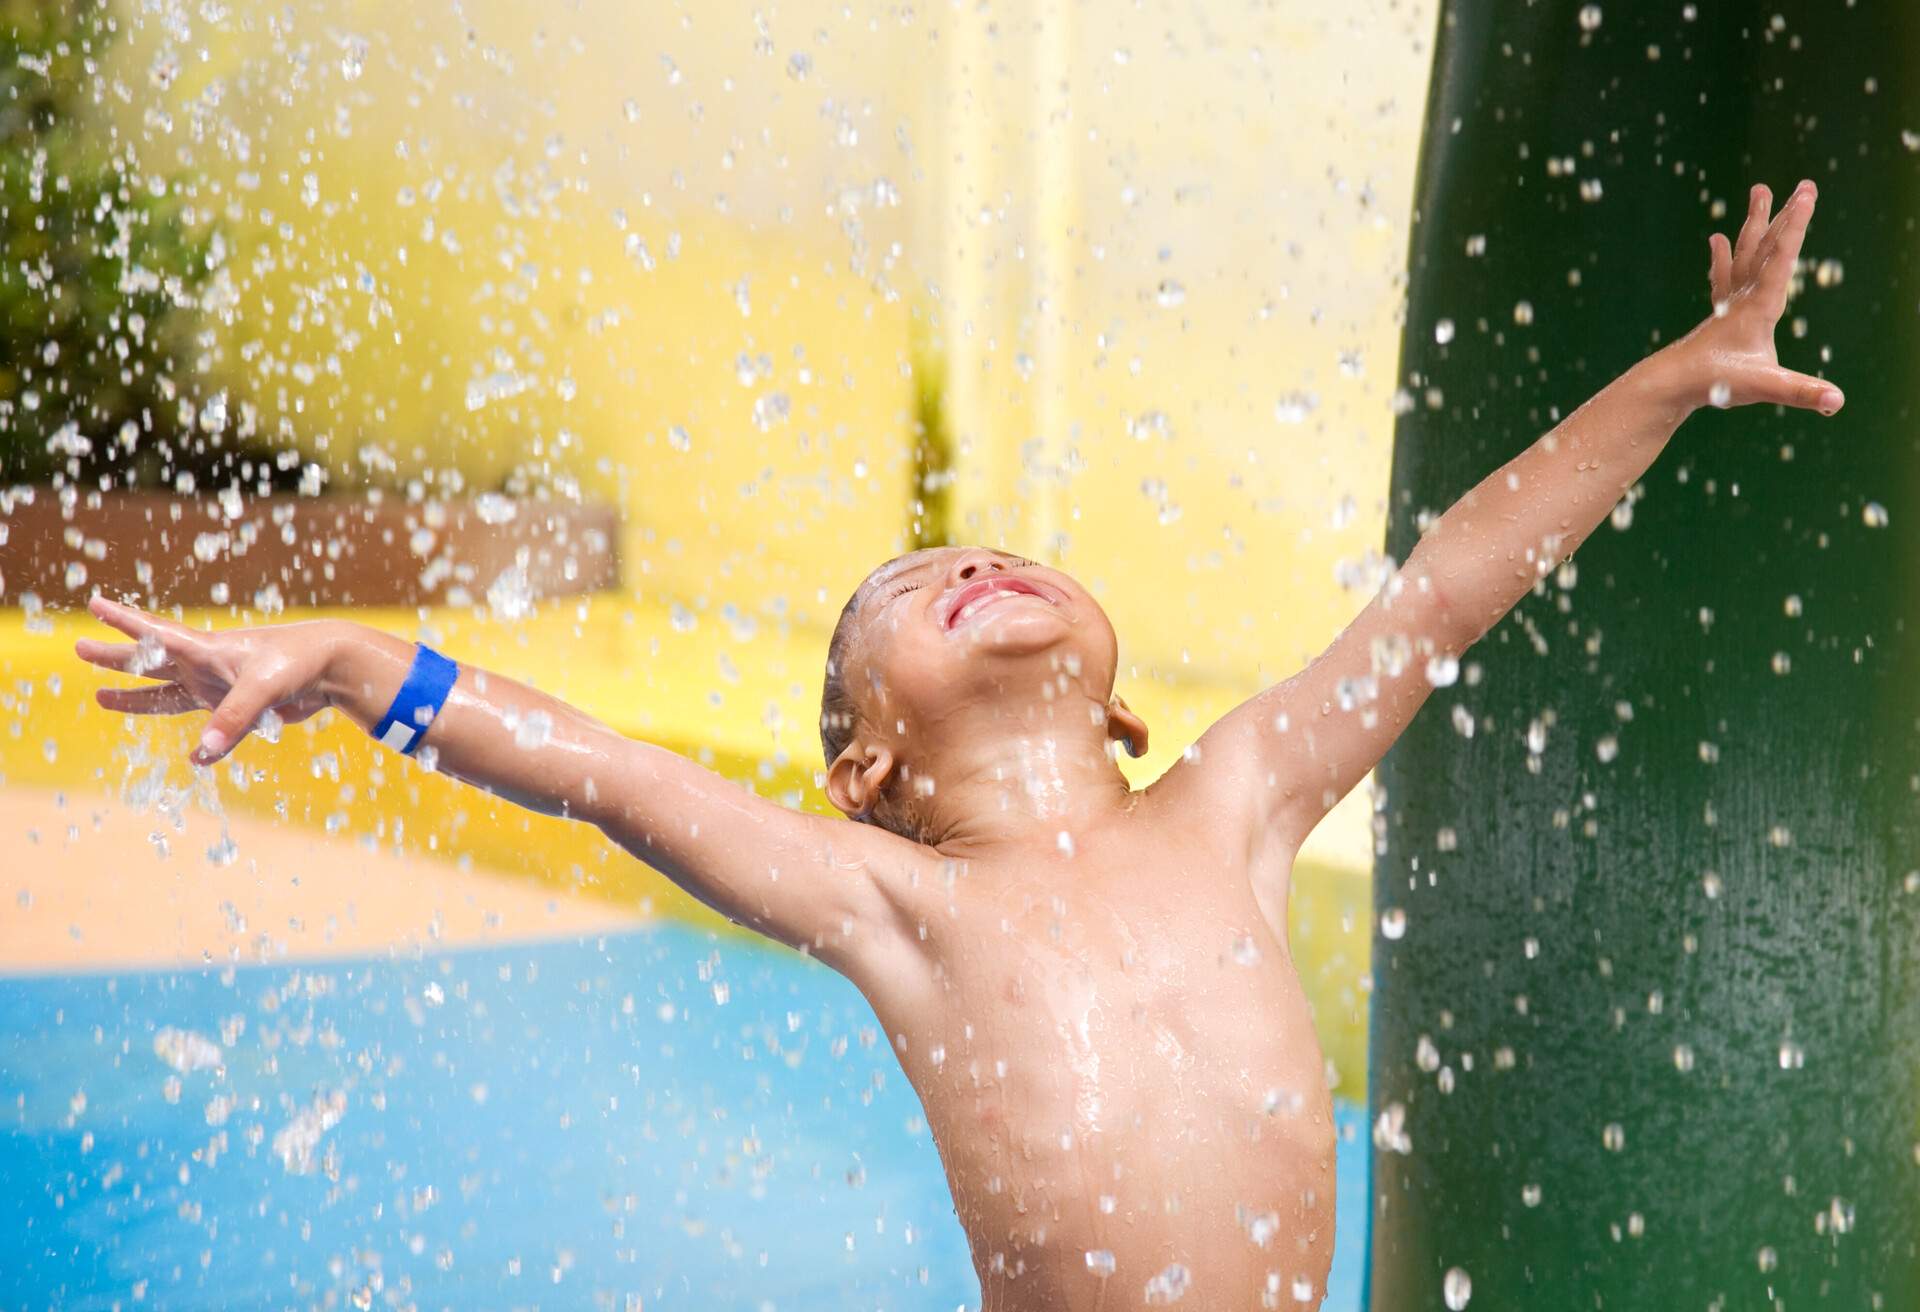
left=1106, top=695, right=1149, bottom=759
left=826, top=740, right=897, bottom=819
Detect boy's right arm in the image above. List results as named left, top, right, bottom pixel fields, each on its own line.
left=76, top=600, right=932, bottom=986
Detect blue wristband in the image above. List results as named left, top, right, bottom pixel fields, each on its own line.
left=371, top=644, right=459, bottom=755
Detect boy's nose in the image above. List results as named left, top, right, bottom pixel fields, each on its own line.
left=950, top=550, right=1005, bottom=581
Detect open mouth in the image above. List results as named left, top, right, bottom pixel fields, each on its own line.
left=944, top=577, right=1054, bottom=629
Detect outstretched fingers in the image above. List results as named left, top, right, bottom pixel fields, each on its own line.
left=1731, top=183, right=1773, bottom=270
left=195, top=678, right=278, bottom=766
left=1755, top=180, right=1815, bottom=316
left=1707, top=233, right=1733, bottom=309
left=97, top=683, right=200, bottom=715
left=74, top=637, right=179, bottom=680
left=1757, top=365, right=1845, bottom=416
left=88, top=595, right=166, bottom=641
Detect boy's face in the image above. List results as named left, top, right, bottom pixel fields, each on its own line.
left=843, top=545, right=1121, bottom=751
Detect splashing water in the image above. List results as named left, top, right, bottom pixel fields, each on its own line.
left=1144, top=1262, right=1191, bottom=1304
left=272, top=1089, right=348, bottom=1174
left=152, top=1027, right=223, bottom=1074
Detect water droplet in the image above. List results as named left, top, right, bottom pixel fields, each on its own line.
left=1777, top=1041, right=1805, bottom=1070
left=1056, top=830, right=1076, bottom=858
left=1673, top=1043, right=1696, bottom=1073
left=1231, top=934, right=1261, bottom=966
left=1595, top=734, right=1619, bottom=763
left=1292, top=1275, right=1316, bottom=1303
left=1771, top=651, right=1792, bottom=675
left=1450, top=704, right=1475, bottom=738
left=153, top=1027, right=224, bottom=1073
left=487, top=564, right=537, bottom=621
left=1784, top=594, right=1804, bottom=618
left=1373, top=1101, right=1413, bottom=1154
left=1862, top=501, right=1889, bottom=528
left=205, top=833, right=239, bottom=867
left=1443, top=1266, right=1473, bottom=1310
left=1708, top=380, right=1732, bottom=408
left=514, top=711, right=554, bottom=751
left=1416, top=1035, right=1441, bottom=1072
left=1436, top=827, right=1458, bottom=852
left=1757, top=1246, right=1778, bottom=1273
left=1155, top=279, right=1186, bottom=308
left=751, top=392, right=791, bottom=431
left=1144, top=1262, right=1191, bottom=1304
left=1526, top=717, right=1549, bottom=755
left=422, top=981, right=445, bottom=1007
left=786, top=51, right=812, bottom=81
left=622, top=98, right=640, bottom=123
left=1273, top=391, right=1319, bottom=425
left=1434, top=318, right=1456, bottom=345
left=1513, top=300, right=1535, bottom=326
left=1814, top=258, right=1844, bottom=289
left=63, top=561, right=87, bottom=590
left=1578, top=4, right=1603, bottom=31
left=1127, top=409, right=1172, bottom=441
left=712, top=981, right=730, bottom=1006
left=1602, top=1122, right=1626, bottom=1152
left=1702, top=871, right=1723, bottom=899
left=1610, top=498, right=1634, bottom=531
left=1085, top=1250, right=1116, bottom=1278
left=1425, top=654, right=1460, bottom=687
left=1380, top=907, right=1408, bottom=940
left=1904, top=870, right=1920, bottom=895
left=1521, top=1183, right=1543, bottom=1207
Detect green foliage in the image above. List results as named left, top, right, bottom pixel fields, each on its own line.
left=908, top=314, right=954, bottom=550
left=0, top=0, right=222, bottom=488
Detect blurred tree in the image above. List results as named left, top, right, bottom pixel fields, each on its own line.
left=0, top=0, right=279, bottom=492
left=909, top=314, right=955, bottom=550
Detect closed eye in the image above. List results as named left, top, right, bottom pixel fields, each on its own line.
left=887, top=582, right=926, bottom=602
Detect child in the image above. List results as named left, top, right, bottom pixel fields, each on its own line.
left=77, top=179, right=1840, bottom=1309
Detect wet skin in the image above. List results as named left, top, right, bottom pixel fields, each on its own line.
left=73, top=178, right=1841, bottom=1309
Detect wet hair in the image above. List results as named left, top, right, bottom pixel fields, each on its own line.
left=820, top=550, right=927, bottom=776
left=818, top=587, right=869, bottom=776
left=820, top=547, right=958, bottom=814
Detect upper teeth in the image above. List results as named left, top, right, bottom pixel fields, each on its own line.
left=957, top=590, right=1022, bottom=622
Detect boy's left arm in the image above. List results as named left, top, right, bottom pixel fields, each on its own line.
left=1192, top=178, right=1843, bottom=856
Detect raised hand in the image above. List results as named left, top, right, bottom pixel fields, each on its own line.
left=1672, top=178, right=1845, bottom=416
left=74, top=596, right=340, bottom=765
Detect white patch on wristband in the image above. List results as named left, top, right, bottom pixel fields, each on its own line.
left=380, top=721, right=417, bottom=753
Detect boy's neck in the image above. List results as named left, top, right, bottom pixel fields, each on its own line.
left=897, top=710, right=1139, bottom=856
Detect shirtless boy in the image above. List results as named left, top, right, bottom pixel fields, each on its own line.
left=76, top=179, right=1840, bottom=1308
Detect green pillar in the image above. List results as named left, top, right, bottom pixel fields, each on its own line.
left=1368, top=2, right=1920, bottom=1307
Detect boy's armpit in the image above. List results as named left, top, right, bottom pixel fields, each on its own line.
left=589, top=740, right=935, bottom=991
